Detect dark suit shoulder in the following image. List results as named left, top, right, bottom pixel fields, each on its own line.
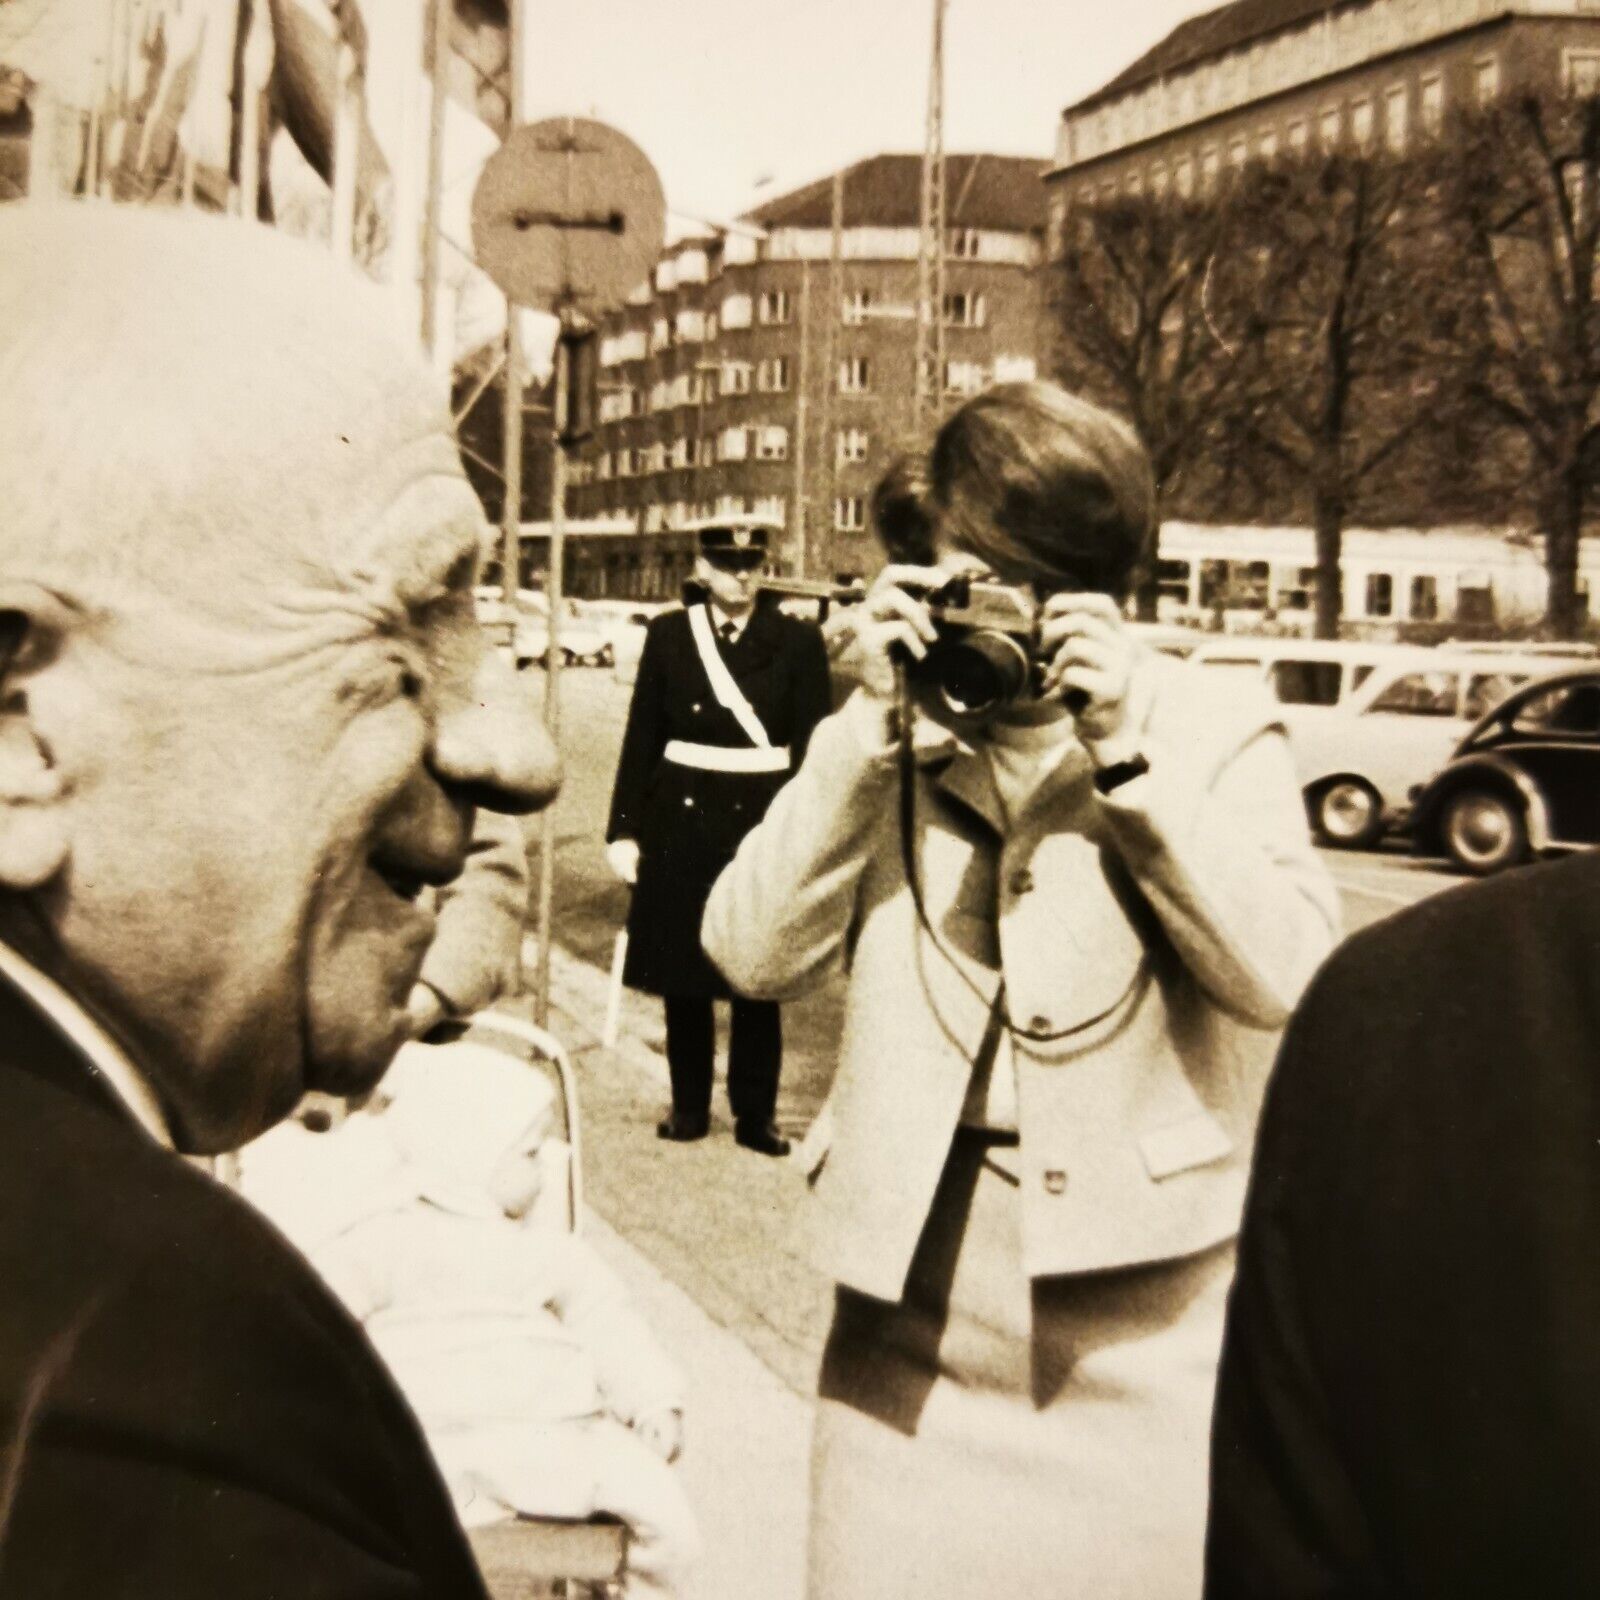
left=0, top=1061, right=483, bottom=1598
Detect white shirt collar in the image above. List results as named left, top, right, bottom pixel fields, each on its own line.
left=0, top=938, right=174, bottom=1149
left=707, top=601, right=752, bottom=642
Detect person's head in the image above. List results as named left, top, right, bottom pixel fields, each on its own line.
left=379, top=1041, right=557, bottom=1223
left=918, top=381, right=1155, bottom=601
left=691, top=522, right=769, bottom=616
left=869, top=453, right=938, bottom=566
left=0, top=206, right=561, bottom=1154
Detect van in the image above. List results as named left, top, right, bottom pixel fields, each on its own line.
left=1187, top=638, right=1434, bottom=711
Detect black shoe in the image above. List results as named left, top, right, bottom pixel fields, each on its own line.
left=656, top=1112, right=710, bottom=1143
left=734, top=1121, right=791, bottom=1157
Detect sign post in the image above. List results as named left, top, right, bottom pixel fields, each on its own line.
left=471, top=115, right=664, bottom=1028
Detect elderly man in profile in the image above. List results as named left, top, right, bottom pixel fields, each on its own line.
left=0, top=205, right=559, bottom=1597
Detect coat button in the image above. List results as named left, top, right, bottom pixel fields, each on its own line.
left=683, top=796, right=694, bottom=807
left=1043, top=1169, right=1067, bottom=1196
left=692, top=702, right=702, bottom=713
left=1008, top=867, right=1035, bottom=896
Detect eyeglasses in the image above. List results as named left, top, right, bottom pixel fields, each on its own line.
left=703, top=549, right=766, bottom=573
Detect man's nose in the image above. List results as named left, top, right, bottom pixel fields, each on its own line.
left=432, top=642, right=561, bottom=814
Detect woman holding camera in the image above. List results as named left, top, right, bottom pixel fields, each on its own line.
left=702, top=383, right=1338, bottom=1598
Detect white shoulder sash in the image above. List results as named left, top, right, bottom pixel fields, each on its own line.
left=687, top=605, right=772, bottom=748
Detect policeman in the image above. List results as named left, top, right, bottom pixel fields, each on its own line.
left=606, top=522, right=831, bottom=1155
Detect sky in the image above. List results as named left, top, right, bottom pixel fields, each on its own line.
left=2, top=0, right=1208, bottom=221
left=514, top=0, right=1204, bottom=224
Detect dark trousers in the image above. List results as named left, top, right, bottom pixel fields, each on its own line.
left=662, top=996, right=782, bottom=1128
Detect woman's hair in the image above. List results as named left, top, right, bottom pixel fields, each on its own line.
left=869, top=453, right=939, bottom=565
left=921, top=381, right=1156, bottom=601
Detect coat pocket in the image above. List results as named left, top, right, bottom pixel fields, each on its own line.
left=1137, top=1110, right=1234, bottom=1181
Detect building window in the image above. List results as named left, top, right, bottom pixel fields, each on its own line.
left=835, top=495, right=867, bottom=532
left=1474, top=55, right=1500, bottom=106
left=949, top=228, right=981, bottom=258
left=1150, top=163, right=1169, bottom=197
left=753, top=494, right=786, bottom=524
left=758, top=290, right=793, bottom=325
left=1565, top=50, right=1600, bottom=97
left=1126, top=171, right=1144, bottom=196
left=943, top=360, right=986, bottom=396
left=617, top=448, right=636, bottom=478
left=1420, top=72, right=1444, bottom=134
left=1228, top=135, right=1248, bottom=170
left=715, top=494, right=746, bottom=518
left=1384, top=84, right=1408, bottom=151
left=1258, top=129, right=1278, bottom=160
left=1365, top=572, right=1393, bottom=618
left=943, top=291, right=987, bottom=328
left=839, top=356, right=871, bottom=394
left=756, top=356, right=791, bottom=393
left=721, top=361, right=752, bottom=396
left=720, top=293, right=753, bottom=330
left=717, top=427, right=749, bottom=463
left=1410, top=574, right=1439, bottom=622
left=1288, top=118, right=1308, bottom=154
left=992, top=354, right=1038, bottom=383
left=1320, top=104, right=1342, bottom=149
left=597, top=451, right=613, bottom=481
left=837, top=427, right=869, bottom=464
left=1175, top=156, right=1195, bottom=197
left=842, top=288, right=875, bottom=325
left=755, top=424, right=789, bottom=461
left=1351, top=97, right=1374, bottom=149
left=1201, top=147, right=1220, bottom=189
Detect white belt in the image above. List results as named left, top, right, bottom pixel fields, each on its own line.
left=664, top=739, right=791, bottom=774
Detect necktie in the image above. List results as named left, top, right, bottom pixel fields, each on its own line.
left=719, top=622, right=736, bottom=645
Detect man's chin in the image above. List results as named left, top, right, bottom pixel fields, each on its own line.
left=304, top=1004, right=414, bottom=1100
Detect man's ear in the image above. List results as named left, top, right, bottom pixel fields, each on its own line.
left=0, top=607, right=70, bottom=891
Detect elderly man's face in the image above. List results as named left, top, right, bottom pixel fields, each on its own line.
left=37, top=458, right=558, bottom=1154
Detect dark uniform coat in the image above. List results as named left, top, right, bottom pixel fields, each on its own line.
left=607, top=599, right=831, bottom=998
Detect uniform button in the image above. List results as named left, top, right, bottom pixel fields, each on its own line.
left=1043, top=1169, right=1068, bottom=1196
left=1008, top=868, right=1035, bottom=896
left=683, top=797, right=694, bottom=807
left=692, top=702, right=702, bottom=713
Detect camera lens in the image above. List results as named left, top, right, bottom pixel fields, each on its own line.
left=934, top=633, right=1031, bottom=716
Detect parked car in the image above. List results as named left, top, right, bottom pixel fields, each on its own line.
left=1409, top=668, right=1600, bottom=875
left=598, top=601, right=674, bottom=686
left=516, top=597, right=614, bottom=669
left=1282, top=650, right=1573, bottom=848
left=473, top=587, right=613, bottom=668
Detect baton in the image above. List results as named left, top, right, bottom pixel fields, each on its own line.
left=602, top=928, right=628, bottom=1049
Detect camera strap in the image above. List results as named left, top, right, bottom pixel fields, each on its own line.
left=894, top=665, right=1146, bottom=1048
left=687, top=604, right=772, bottom=749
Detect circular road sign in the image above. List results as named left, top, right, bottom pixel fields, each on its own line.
left=471, top=117, right=666, bottom=315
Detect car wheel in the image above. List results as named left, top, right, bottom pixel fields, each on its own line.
left=1310, top=778, right=1384, bottom=850
left=1440, top=787, right=1529, bottom=876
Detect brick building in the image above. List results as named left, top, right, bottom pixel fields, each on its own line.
left=1047, top=0, right=1600, bottom=231
left=567, top=153, right=1048, bottom=581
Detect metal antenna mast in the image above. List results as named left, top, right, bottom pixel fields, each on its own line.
left=914, top=0, right=948, bottom=436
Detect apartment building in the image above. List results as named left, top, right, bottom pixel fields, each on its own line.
left=1047, top=0, right=1600, bottom=234
left=567, top=153, right=1048, bottom=579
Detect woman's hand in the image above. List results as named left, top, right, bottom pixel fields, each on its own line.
left=849, top=565, right=944, bottom=702
left=1037, top=593, right=1139, bottom=749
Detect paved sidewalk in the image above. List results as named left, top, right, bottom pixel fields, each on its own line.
left=582, top=1211, right=811, bottom=1600
left=517, top=939, right=839, bottom=1400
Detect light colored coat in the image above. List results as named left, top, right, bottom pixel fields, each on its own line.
left=702, top=656, right=1340, bottom=1303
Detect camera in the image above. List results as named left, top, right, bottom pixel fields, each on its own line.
left=906, top=575, right=1047, bottom=717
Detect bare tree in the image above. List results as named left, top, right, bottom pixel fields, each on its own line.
left=1220, top=151, right=1465, bottom=639
left=1051, top=193, right=1247, bottom=617
left=1447, top=94, right=1600, bottom=638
